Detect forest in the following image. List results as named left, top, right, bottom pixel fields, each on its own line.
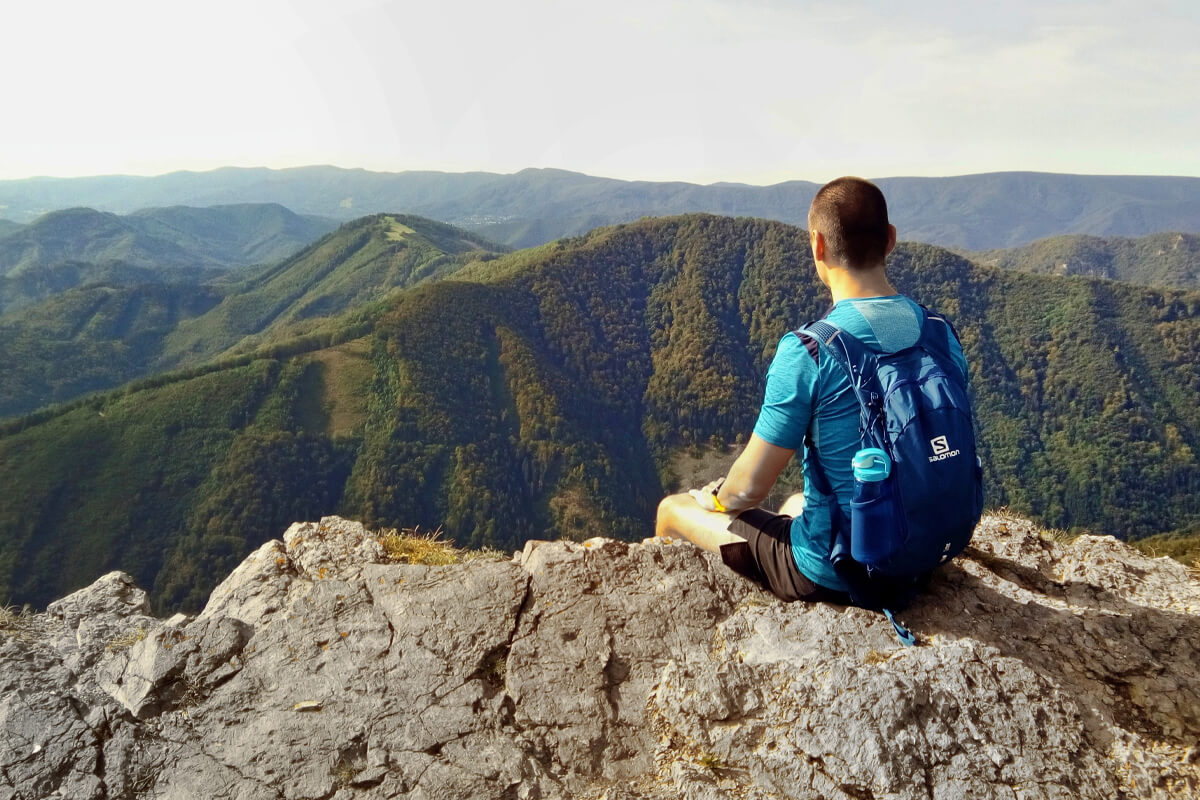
left=1, top=214, right=1198, bottom=612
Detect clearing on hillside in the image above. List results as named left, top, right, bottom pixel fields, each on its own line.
left=305, top=338, right=373, bottom=437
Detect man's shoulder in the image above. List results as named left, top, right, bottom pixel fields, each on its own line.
left=768, top=331, right=822, bottom=373
left=778, top=329, right=853, bottom=388
left=784, top=327, right=823, bottom=363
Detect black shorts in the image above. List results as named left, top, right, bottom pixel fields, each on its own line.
left=720, top=508, right=850, bottom=604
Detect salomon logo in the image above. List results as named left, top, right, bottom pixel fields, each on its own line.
left=928, top=435, right=960, bottom=462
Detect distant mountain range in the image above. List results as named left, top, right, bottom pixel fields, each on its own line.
left=2, top=166, right=1199, bottom=250
left=0, top=204, right=338, bottom=314
left=2, top=213, right=1197, bottom=612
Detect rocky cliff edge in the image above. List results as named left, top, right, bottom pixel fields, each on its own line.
left=2, top=514, right=1198, bottom=799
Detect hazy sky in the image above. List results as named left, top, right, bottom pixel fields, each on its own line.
left=3, top=0, right=1198, bottom=184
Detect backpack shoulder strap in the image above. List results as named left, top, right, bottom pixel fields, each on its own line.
left=918, top=303, right=962, bottom=344
left=797, top=318, right=884, bottom=450
left=798, top=319, right=876, bottom=388
left=794, top=328, right=822, bottom=365
left=914, top=305, right=970, bottom=386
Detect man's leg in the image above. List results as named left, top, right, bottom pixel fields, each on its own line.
left=658, top=493, right=830, bottom=603
left=655, top=492, right=743, bottom=553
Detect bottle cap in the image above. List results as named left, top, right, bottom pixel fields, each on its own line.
left=852, top=448, right=891, bottom=481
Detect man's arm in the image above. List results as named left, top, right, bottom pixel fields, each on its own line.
left=692, top=333, right=810, bottom=514
left=663, top=434, right=795, bottom=552
left=708, top=433, right=795, bottom=512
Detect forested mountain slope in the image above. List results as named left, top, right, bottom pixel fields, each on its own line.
left=0, top=208, right=214, bottom=275
left=126, top=203, right=339, bottom=266
left=1, top=215, right=1197, bottom=613
left=155, top=213, right=502, bottom=368
left=968, top=231, right=1200, bottom=290
left=0, top=283, right=224, bottom=418
left=0, top=214, right=501, bottom=419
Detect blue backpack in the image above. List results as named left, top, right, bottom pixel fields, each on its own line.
left=797, top=307, right=983, bottom=645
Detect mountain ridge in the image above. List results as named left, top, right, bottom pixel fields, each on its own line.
left=965, top=230, right=1200, bottom=290
left=0, top=213, right=504, bottom=418
left=0, top=203, right=338, bottom=315
left=3, top=165, right=1199, bottom=249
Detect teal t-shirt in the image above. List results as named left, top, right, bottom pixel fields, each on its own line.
left=752, top=295, right=969, bottom=592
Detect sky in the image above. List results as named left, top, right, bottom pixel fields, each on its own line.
left=2, top=0, right=1198, bottom=184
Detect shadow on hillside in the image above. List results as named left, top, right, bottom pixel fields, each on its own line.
left=907, top=551, right=1200, bottom=747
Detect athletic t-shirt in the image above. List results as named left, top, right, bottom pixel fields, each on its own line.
left=752, top=295, right=969, bottom=591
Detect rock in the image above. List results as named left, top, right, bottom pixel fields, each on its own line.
left=45, top=571, right=151, bottom=627
left=43, top=571, right=160, bottom=675
left=2, top=513, right=1198, bottom=798
left=97, top=614, right=250, bottom=719
left=0, top=641, right=104, bottom=800
left=199, top=538, right=295, bottom=629
left=508, top=536, right=752, bottom=787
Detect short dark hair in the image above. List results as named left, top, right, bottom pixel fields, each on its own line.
left=808, top=176, right=890, bottom=270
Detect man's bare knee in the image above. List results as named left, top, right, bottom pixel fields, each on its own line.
left=655, top=492, right=743, bottom=553
left=656, top=493, right=692, bottom=539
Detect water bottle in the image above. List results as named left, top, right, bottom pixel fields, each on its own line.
left=850, top=447, right=899, bottom=564
left=852, top=448, right=891, bottom=494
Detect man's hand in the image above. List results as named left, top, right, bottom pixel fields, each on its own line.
left=689, top=478, right=726, bottom=513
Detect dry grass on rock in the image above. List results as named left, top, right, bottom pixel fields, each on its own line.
left=378, top=527, right=459, bottom=565
left=376, top=527, right=507, bottom=566
left=0, top=604, right=42, bottom=643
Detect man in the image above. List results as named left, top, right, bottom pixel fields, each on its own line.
left=655, top=176, right=969, bottom=603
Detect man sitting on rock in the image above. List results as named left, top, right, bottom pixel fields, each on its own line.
left=655, top=176, right=969, bottom=603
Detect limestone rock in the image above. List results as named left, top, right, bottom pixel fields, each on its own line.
left=2, top=513, right=1198, bottom=799
left=97, top=614, right=250, bottom=719
left=43, top=571, right=159, bottom=675
left=0, top=641, right=104, bottom=800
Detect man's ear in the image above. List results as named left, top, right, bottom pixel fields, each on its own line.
left=885, top=224, right=897, bottom=256
left=811, top=230, right=826, bottom=262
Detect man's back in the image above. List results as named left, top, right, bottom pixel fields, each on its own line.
left=752, top=295, right=969, bottom=591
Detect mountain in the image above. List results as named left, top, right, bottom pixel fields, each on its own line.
left=0, top=219, right=22, bottom=237
left=4, top=513, right=1196, bottom=799
left=1, top=214, right=1198, bottom=612
left=0, top=204, right=338, bottom=314
left=0, top=260, right=224, bottom=319
left=0, top=214, right=503, bottom=418
left=0, top=283, right=224, bottom=418
left=0, top=167, right=502, bottom=225
left=158, top=213, right=504, bottom=365
left=876, top=172, right=1200, bottom=249
left=967, top=231, right=1200, bottom=290
left=127, top=203, right=341, bottom=266
left=0, top=207, right=224, bottom=274
left=2, top=166, right=1199, bottom=249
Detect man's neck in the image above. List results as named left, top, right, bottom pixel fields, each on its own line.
left=825, top=264, right=896, bottom=304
